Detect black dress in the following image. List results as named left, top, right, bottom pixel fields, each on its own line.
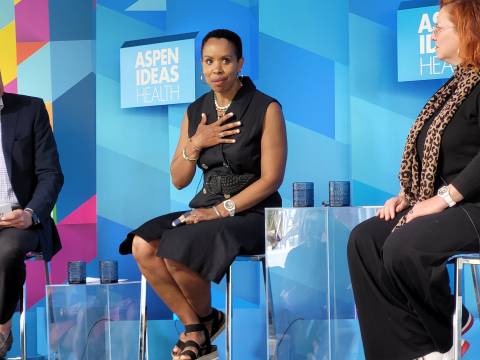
left=119, top=77, right=282, bottom=283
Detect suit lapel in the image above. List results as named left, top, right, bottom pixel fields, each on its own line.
left=1, top=94, right=19, bottom=178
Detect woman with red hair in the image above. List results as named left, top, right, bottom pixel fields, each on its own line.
left=348, top=1, right=480, bottom=359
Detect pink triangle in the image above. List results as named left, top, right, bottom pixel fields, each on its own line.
left=4, top=79, right=17, bottom=93
left=59, top=195, right=96, bottom=225
left=26, top=223, right=97, bottom=308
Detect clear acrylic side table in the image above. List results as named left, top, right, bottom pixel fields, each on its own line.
left=46, top=281, right=141, bottom=360
left=265, top=207, right=378, bottom=360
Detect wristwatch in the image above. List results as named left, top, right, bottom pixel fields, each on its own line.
left=223, top=200, right=236, bottom=217
left=25, top=208, right=41, bottom=226
left=437, top=186, right=456, bottom=207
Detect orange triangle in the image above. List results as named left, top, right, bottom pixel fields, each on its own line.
left=45, top=102, right=54, bottom=128
left=16, top=42, right=47, bottom=65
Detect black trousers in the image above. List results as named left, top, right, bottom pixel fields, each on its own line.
left=0, top=227, right=39, bottom=324
left=347, top=204, right=480, bottom=360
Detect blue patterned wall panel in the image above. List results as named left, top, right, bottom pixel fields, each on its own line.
left=50, top=40, right=94, bottom=101
left=351, top=180, right=395, bottom=206
left=257, top=34, right=336, bottom=138
left=228, top=0, right=257, bottom=7
left=97, top=146, right=171, bottom=230
left=126, top=0, right=167, bottom=12
left=280, top=121, right=350, bottom=207
left=55, top=74, right=96, bottom=221
left=96, top=74, right=170, bottom=173
left=0, top=0, right=14, bottom=28
left=335, top=62, right=350, bottom=144
left=17, top=44, right=52, bottom=102
left=259, top=0, right=349, bottom=64
left=99, top=0, right=167, bottom=29
left=96, top=5, right=162, bottom=83
left=49, top=0, right=94, bottom=41
left=350, top=95, right=410, bottom=196
left=349, top=0, right=400, bottom=29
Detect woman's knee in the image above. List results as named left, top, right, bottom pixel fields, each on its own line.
left=131, top=236, right=156, bottom=264
left=347, top=221, right=375, bottom=260
left=163, top=258, right=185, bottom=275
left=382, top=231, right=414, bottom=274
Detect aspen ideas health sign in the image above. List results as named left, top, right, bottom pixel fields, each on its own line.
left=397, top=1, right=454, bottom=82
left=120, top=32, right=197, bottom=108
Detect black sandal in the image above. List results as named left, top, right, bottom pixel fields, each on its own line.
left=179, top=324, right=218, bottom=360
left=171, top=338, right=186, bottom=359
left=172, top=308, right=225, bottom=358
left=199, top=308, right=225, bottom=341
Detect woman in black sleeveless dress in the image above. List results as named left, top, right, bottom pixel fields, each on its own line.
left=119, top=29, right=287, bottom=360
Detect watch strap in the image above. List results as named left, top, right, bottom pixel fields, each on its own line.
left=223, top=200, right=235, bottom=217
left=25, top=208, right=40, bottom=225
left=438, top=186, right=456, bottom=207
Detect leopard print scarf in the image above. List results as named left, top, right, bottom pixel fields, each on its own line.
left=394, top=65, right=480, bottom=230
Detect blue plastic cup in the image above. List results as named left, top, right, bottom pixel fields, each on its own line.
left=100, top=260, right=118, bottom=284
left=329, top=181, right=351, bottom=207
left=293, top=182, right=314, bottom=207
left=68, top=261, right=86, bottom=284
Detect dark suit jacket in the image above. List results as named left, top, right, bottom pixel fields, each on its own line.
left=1, top=93, right=64, bottom=260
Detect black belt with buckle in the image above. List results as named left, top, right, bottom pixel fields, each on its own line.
left=203, top=173, right=257, bottom=198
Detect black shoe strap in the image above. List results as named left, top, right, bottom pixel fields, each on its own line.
left=184, top=323, right=206, bottom=334
left=198, top=308, right=217, bottom=322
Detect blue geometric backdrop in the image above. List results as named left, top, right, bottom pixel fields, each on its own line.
left=2, top=0, right=471, bottom=358
left=95, top=0, right=451, bottom=358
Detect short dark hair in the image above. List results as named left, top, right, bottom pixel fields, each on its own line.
left=201, top=29, right=243, bottom=59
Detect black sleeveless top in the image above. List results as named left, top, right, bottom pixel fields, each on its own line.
left=186, top=77, right=282, bottom=210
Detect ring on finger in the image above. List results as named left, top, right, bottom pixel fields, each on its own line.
left=218, top=132, right=224, bottom=138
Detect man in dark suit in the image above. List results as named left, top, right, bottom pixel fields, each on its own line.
left=0, top=71, right=63, bottom=356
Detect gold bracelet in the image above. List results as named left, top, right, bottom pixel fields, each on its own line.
left=212, top=205, right=221, bottom=218
left=188, top=138, right=202, bottom=152
left=182, top=147, right=199, bottom=161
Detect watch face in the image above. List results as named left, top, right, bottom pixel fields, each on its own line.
left=438, top=186, right=448, bottom=196
left=224, top=200, right=235, bottom=211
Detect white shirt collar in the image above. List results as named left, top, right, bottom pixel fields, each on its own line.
left=0, top=96, right=3, bottom=112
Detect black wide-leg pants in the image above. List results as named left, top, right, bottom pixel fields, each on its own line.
left=347, top=204, right=480, bottom=360
left=0, top=227, right=39, bottom=324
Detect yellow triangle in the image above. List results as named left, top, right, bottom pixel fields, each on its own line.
left=0, top=21, right=18, bottom=84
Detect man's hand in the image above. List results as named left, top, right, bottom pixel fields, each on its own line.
left=0, top=209, right=32, bottom=229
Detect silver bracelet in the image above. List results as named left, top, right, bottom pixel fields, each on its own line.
left=182, top=147, right=198, bottom=161
left=212, top=205, right=221, bottom=218
left=188, top=138, right=202, bottom=152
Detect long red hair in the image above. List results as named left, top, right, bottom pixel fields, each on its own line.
left=440, top=0, right=480, bottom=68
